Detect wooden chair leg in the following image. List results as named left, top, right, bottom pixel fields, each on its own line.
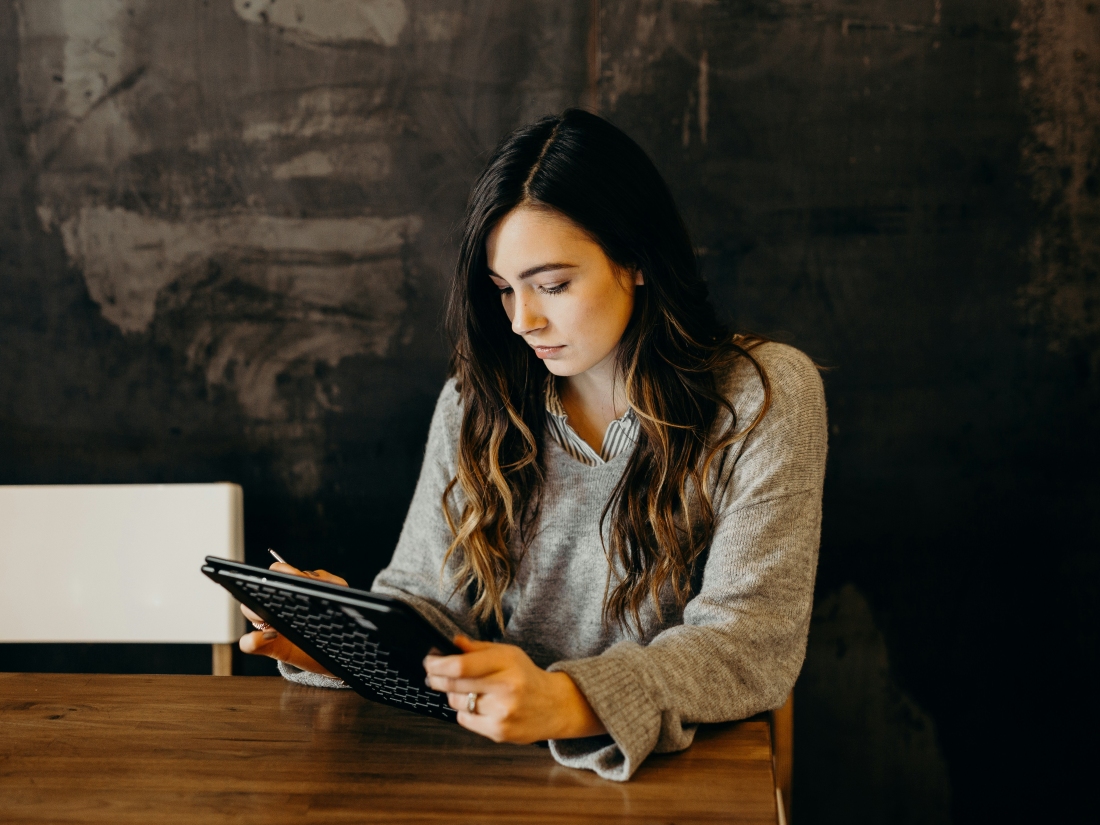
left=212, top=643, right=233, bottom=676
left=771, top=692, right=794, bottom=823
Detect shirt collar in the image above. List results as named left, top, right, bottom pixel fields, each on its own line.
left=543, top=376, right=636, bottom=425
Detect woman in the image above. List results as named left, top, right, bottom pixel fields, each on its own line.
left=240, top=109, right=827, bottom=781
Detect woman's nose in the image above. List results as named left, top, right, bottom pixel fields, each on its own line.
left=511, top=293, right=546, bottom=336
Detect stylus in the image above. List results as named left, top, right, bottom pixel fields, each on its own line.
left=269, top=548, right=317, bottom=578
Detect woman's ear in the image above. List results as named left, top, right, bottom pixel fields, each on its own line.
left=633, top=268, right=644, bottom=286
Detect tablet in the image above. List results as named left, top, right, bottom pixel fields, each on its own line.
left=201, top=556, right=460, bottom=722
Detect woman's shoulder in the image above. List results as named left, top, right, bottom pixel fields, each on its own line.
left=420, top=377, right=465, bottom=458
left=719, top=341, right=826, bottom=434
left=436, top=375, right=463, bottom=413
left=434, top=374, right=465, bottom=420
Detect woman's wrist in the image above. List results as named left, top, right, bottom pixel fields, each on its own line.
left=548, top=671, right=606, bottom=740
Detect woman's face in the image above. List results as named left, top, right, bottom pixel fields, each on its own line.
left=485, top=206, right=640, bottom=380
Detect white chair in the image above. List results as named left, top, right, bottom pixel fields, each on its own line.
left=0, top=483, right=245, bottom=675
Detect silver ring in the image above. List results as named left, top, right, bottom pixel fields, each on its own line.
left=466, top=692, right=478, bottom=714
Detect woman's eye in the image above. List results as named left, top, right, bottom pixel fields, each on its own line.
left=496, top=285, right=513, bottom=296
left=540, top=282, right=569, bottom=295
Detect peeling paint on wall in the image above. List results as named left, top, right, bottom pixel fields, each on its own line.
left=1015, top=0, right=1100, bottom=373
left=237, top=89, right=393, bottom=145
left=232, top=0, right=408, bottom=47
left=414, top=9, right=462, bottom=43
left=15, top=0, right=149, bottom=168
left=12, top=0, right=425, bottom=496
left=56, top=207, right=419, bottom=334
left=14, top=0, right=141, bottom=123
left=600, top=1, right=671, bottom=111
left=274, top=143, right=392, bottom=181
left=49, top=201, right=419, bottom=491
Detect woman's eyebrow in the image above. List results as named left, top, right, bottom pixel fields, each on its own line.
left=488, top=263, right=578, bottom=281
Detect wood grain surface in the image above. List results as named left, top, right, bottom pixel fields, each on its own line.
left=0, top=673, right=778, bottom=824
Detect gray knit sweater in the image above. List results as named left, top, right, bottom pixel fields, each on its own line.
left=280, top=342, right=827, bottom=781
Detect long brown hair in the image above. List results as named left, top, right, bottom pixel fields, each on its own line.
left=443, top=110, right=770, bottom=633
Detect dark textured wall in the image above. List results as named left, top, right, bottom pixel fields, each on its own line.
left=1, top=2, right=1096, bottom=823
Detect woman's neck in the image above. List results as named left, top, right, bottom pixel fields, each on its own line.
left=557, top=355, right=630, bottom=454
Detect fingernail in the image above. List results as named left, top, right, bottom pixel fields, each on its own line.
left=262, top=629, right=278, bottom=640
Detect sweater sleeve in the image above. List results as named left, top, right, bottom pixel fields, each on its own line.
left=278, top=379, right=474, bottom=690
left=546, top=343, right=828, bottom=781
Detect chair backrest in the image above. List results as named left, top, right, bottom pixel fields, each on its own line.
left=0, top=483, right=244, bottom=644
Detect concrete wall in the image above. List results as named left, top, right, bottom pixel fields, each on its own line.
left=1, top=2, right=1096, bottom=822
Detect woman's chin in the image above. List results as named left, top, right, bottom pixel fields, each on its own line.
left=540, top=360, right=580, bottom=377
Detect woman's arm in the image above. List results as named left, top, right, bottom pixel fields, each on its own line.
left=546, top=344, right=828, bottom=780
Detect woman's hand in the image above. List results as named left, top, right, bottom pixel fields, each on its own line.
left=238, top=562, right=348, bottom=675
left=423, top=636, right=606, bottom=744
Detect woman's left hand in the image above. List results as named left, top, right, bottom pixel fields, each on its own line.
left=424, top=636, right=606, bottom=744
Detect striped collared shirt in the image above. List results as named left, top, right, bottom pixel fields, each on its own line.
left=543, top=378, right=639, bottom=466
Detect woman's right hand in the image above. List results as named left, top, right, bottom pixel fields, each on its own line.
left=238, top=562, right=349, bottom=676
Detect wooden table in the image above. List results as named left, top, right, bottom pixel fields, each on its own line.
left=0, top=673, right=779, bottom=823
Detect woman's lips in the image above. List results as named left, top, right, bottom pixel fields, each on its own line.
left=532, top=345, right=565, bottom=359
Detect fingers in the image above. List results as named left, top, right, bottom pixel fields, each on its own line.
left=268, top=562, right=348, bottom=587
left=427, top=674, right=496, bottom=695
left=444, top=690, right=512, bottom=720
left=452, top=634, right=494, bottom=653
left=421, top=640, right=557, bottom=745
left=307, top=569, right=349, bottom=587
left=454, top=708, right=504, bottom=742
left=424, top=645, right=510, bottom=680
left=424, top=652, right=497, bottom=682
left=422, top=640, right=528, bottom=717
left=238, top=629, right=333, bottom=676
left=444, top=693, right=505, bottom=742
left=269, top=561, right=304, bottom=576
left=449, top=699, right=531, bottom=745
left=239, top=628, right=278, bottom=654
left=239, top=603, right=265, bottom=625
left=446, top=691, right=496, bottom=717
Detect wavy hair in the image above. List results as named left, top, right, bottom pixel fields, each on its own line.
left=443, top=109, right=770, bottom=633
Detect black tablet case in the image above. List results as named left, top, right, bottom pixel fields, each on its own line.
left=202, top=557, right=459, bottom=722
